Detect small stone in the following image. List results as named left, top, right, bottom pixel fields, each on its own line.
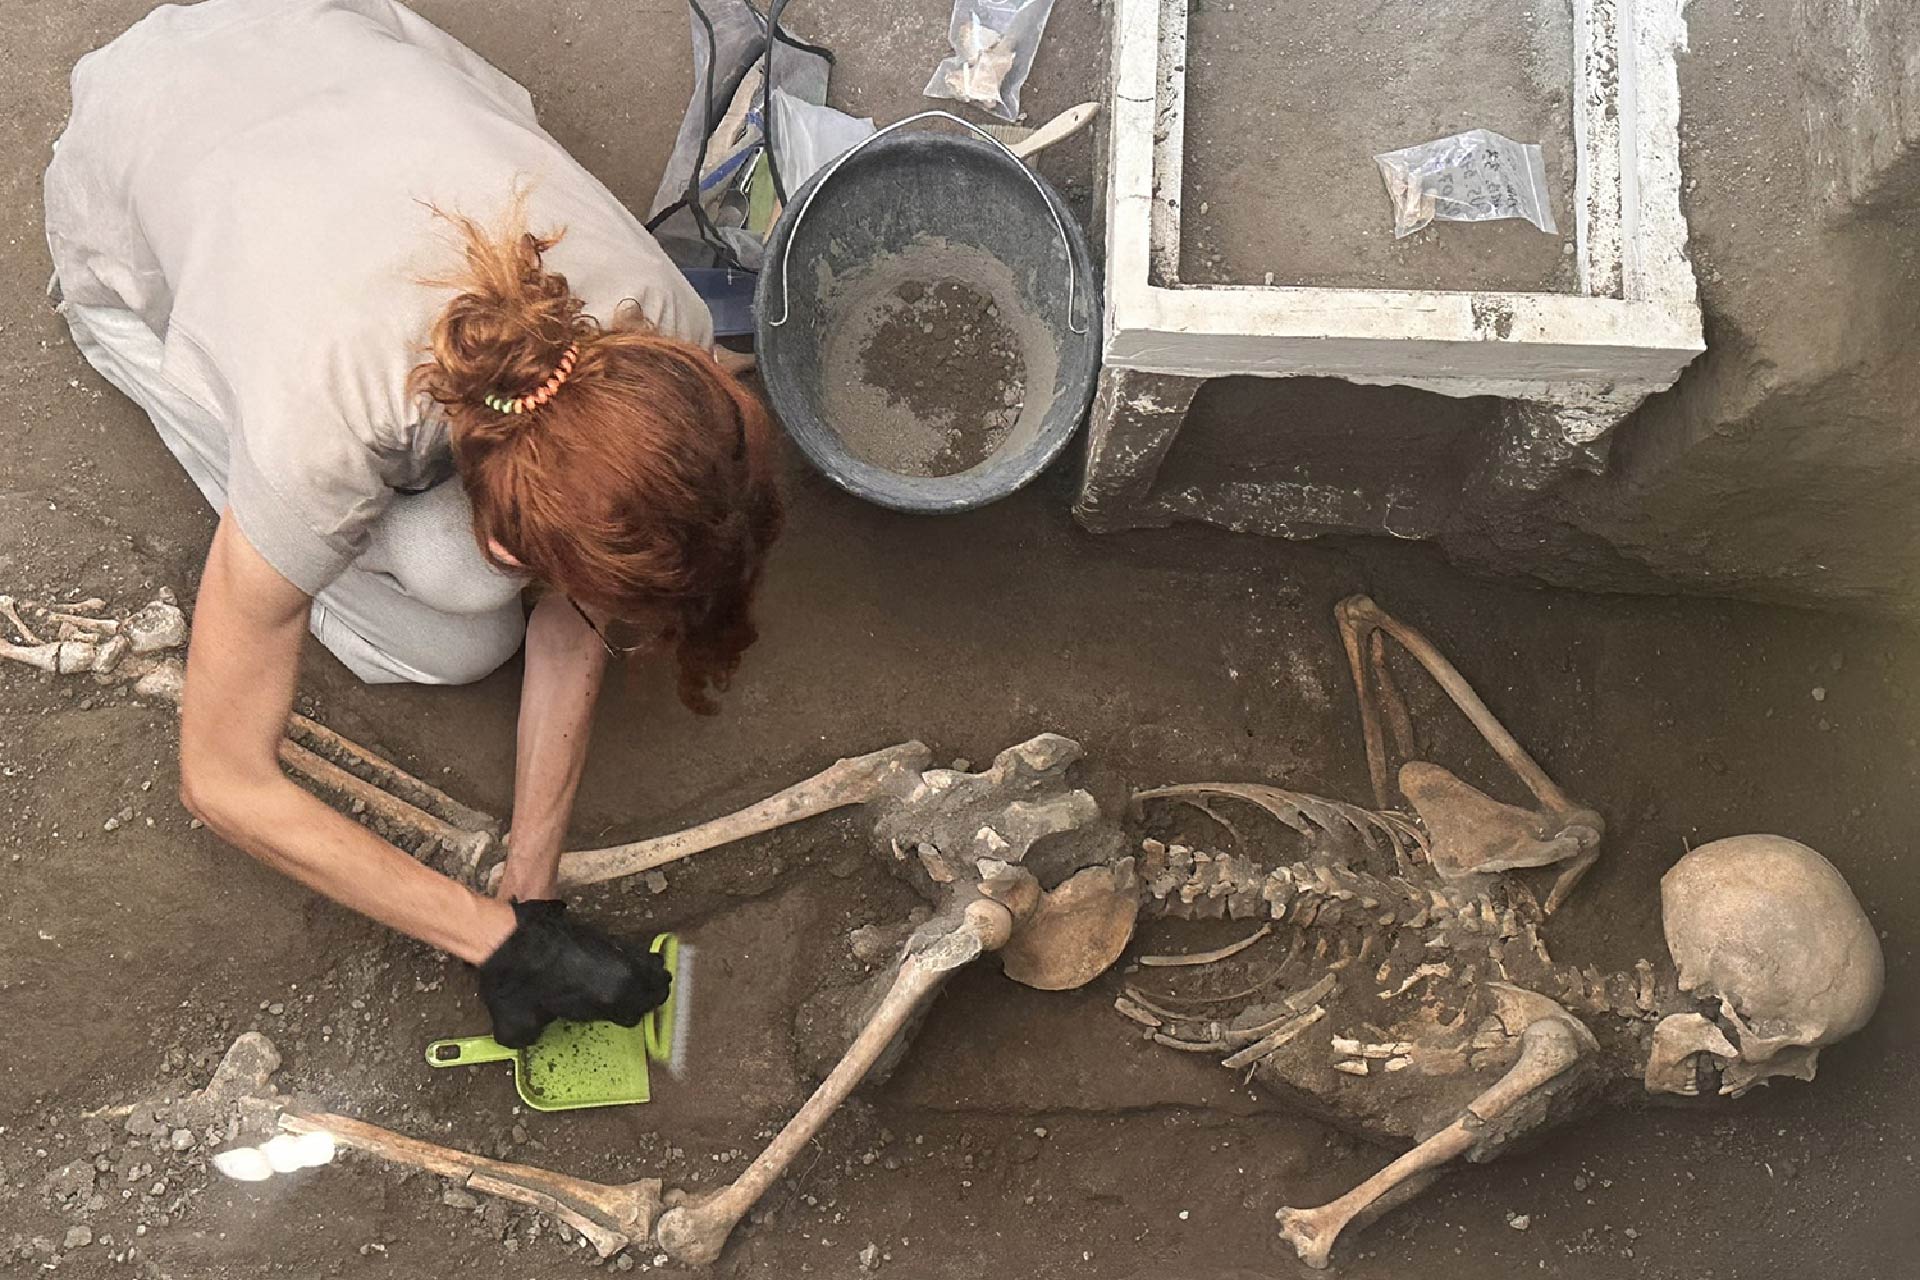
left=614, top=1255, right=634, bottom=1271
left=1811, top=687, right=1827, bottom=702
left=267, top=1003, right=285, bottom=1016
left=1177, top=1210, right=1190, bottom=1221
left=103, top=817, right=121, bottom=833
left=859, top=1243, right=880, bottom=1272
left=1507, top=1213, right=1531, bottom=1231
left=168, top=1129, right=195, bottom=1152
left=1572, top=1174, right=1590, bottom=1192
left=643, top=871, right=669, bottom=895
left=511, top=1124, right=530, bottom=1145
left=147, top=1181, right=166, bottom=1197
left=63, top=1226, right=92, bottom=1250
left=848, top=925, right=901, bottom=967
left=1032, top=1127, right=1047, bottom=1139
left=442, top=1188, right=479, bottom=1211
left=1624, top=1227, right=1640, bottom=1239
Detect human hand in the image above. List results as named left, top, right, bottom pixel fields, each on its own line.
left=476, top=899, right=670, bottom=1048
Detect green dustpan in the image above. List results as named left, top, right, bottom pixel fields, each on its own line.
left=427, top=934, right=680, bottom=1111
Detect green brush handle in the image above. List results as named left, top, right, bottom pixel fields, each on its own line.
left=426, top=1035, right=518, bottom=1068
left=645, top=933, right=680, bottom=1062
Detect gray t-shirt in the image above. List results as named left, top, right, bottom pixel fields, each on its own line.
left=44, top=0, right=712, bottom=594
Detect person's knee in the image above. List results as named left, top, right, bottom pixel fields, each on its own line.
left=364, top=483, right=523, bottom=617
left=414, top=620, right=523, bottom=685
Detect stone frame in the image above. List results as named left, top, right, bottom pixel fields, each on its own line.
left=1075, top=0, right=1705, bottom=534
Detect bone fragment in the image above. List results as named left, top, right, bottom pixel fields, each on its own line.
left=654, top=897, right=1012, bottom=1264
left=1221, top=1005, right=1325, bottom=1070
left=279, top=1110, right=660, bottom=1258
left=533, top=742, right=932, bottom=891
left=1113, top=998, right=1163, bottom=1029
left=1279, top=1016, right=1588, bottom=1268
left=44, top=610, right=116, bottom=635
left=1333, top=1060, right=1369, bottom=1076
left=1643, top=1012, right=1738, bottom=1096
left=0, top=596, right=42, bottom=644
left=1, top=637, right=122, bottom=675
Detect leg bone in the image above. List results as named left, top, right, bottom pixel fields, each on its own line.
left=1277, top=1016, right=1588, bottom=1268
left=653, top=896, right=1013, bottom=1264
left=279, top=1109, right=661, bottom=1258
left=532, top=742, right=933, bottom=892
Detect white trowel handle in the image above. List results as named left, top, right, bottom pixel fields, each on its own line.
left=1009, top=102, right=1099, bottom=159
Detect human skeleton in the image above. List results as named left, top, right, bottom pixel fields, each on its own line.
left=3, top=591, right=1881, bottom=1267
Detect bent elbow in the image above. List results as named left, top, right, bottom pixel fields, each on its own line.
left=177, top=742, right=268, bottom=841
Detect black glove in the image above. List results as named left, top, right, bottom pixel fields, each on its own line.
left=476, top=899, right=671, bottom=1049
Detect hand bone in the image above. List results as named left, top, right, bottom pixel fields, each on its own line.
left=1278, top=1007, right=1592, bottom=1268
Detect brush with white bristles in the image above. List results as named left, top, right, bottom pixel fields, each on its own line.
left=648, top=933, right=695, bottom=1079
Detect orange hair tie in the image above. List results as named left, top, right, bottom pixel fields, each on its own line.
left=482, top=343, right=579, bottom=415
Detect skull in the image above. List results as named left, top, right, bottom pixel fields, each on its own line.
left=1656, top=835, right=1883, bottom=1096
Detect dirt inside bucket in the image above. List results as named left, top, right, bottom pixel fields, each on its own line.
left=816, top=242, right=1055, bottom=478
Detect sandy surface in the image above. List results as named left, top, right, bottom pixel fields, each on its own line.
left=1177, top=0, right=1580, bottom=292
left=819, top=249, right=1038, bottom=477
left=3, top=3, right=1916, bottom=1280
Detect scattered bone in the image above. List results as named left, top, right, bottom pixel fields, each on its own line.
left=0, top=595, right=42, bottom=644
left=123, top=598, right=188, bottom=653
left=1634, top=958, right=1657, bottom=1013
left=1113, top=998, right=1163, bottom=1029
left=1332, top=1060, right=1369, bottom=1077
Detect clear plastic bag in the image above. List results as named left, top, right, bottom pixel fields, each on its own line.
left=923, top=0, right=1058, bottom=122
left=769, top=89, right=875, bottom=191
left=647, top=0, right=834, bottom=268
left=1373, top=129, right=1558, bottom=239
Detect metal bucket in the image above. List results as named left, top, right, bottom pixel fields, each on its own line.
left=755, top=114, right=1101, bottom=513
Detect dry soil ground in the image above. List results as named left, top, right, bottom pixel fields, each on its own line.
left=3, top=3, right=1917, bottom=1280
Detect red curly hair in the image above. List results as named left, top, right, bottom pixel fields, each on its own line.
left=411, top=205, right=782, bottom=714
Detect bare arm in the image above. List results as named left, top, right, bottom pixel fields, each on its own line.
left=493, top=592, right=608, bottom=901
left=179, top=511, right=515, bottom=963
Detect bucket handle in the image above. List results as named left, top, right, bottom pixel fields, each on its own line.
left=767, top=110, right=1088, bottom=336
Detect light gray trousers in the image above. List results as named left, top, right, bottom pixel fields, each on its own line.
left=59, top=300, right=527, bottom=685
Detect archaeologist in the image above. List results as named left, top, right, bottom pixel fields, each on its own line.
left=42, top=0, right=782, bottom=1046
